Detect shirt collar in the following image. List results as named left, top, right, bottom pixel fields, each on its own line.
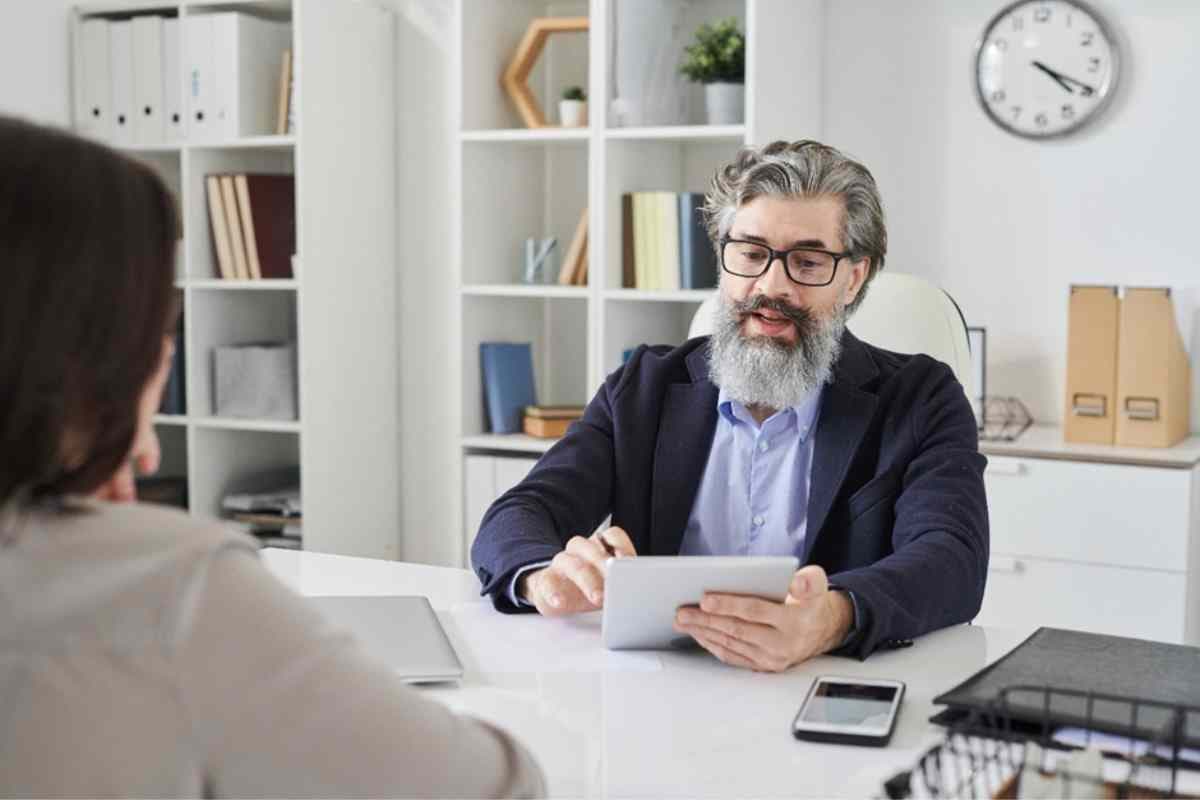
left=717, top=384, right=824, bottom=441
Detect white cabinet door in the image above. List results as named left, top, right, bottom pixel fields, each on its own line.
left=985, top=457, right=1191, bottom=571
left=462, top=454, right=539, bottom=567
left=976, top=554, right=1186, bottom=644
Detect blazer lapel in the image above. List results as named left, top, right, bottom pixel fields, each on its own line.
left=650, top=346, right=719, bottom=556
left=806, top=332, right=879, bottom=554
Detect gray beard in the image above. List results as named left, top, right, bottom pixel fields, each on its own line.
left=707, top=295, right=847, bottom=411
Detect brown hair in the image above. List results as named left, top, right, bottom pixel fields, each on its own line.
left=0, top=116, right=178, bottom=507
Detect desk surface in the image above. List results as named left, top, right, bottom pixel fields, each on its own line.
left=262, top=548, right=1028, bottom=799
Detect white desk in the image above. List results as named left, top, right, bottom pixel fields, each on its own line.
left=262, top=548, right=1027, bottom=799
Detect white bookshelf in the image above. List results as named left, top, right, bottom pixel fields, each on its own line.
left=451, top=0, right=823, bottom=565
left=73, top=0, right=400, bottom=559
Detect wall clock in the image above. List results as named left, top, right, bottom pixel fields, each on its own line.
left=974, top=1, right=1120, bottom=139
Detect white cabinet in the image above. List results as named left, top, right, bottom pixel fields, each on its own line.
left=463, top=454, right=539, bottom=567
left=977, top=426, right=1200, bottom=644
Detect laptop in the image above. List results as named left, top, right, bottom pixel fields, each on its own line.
left=308, top=595, right=464, bottom=683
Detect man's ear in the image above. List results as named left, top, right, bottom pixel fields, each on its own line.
left=843, top=258, right=870, bottom=306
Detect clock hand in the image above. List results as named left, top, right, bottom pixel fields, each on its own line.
left=1031, top=60, right=1075, bottom=93
left=1031, top=60, right=1097, bottom=96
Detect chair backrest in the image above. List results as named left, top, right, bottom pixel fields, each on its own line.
left=686, top=272, right=973, bottom=397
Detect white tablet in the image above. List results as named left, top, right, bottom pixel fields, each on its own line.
left=602, top=556, right=799, bottom=650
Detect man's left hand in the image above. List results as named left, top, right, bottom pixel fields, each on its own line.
left=672, top=565, right=853, bottom=672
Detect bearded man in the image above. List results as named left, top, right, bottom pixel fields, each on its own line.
left=470, top=140, right=989, bottom=669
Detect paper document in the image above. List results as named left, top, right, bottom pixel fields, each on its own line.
left=447, top=603, right=662, bottom=673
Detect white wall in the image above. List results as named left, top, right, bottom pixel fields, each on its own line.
left=0, top=0, right=76, bottom=125
left=823, top=0, right=1200, bottom=427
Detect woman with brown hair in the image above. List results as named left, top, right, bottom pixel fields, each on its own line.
left=0, top=116, right=543, bottom=798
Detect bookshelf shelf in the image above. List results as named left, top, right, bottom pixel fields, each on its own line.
left=188, top=278, right=299, bottom=290
left=462, top=284, right=588, bottom=299
left=191, top=416, right=301, bottom=433
left=74, top=0, right=399, bottom=559
left=451, top=0, right=822, bottom=567
left=462, top=434, right=557, bottom=455
left=460, top=128, right=589, bottom=143
left=603, top=289, right=715, bottom=303
left=604, top=124, right=746, bottom=142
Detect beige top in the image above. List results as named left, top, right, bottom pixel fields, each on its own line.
left=0, top=499, right=543, bottom=798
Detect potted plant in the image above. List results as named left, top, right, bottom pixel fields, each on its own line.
left=680, top=17, right=745, bottom=125
left=559, top=86, right=588, bottom=127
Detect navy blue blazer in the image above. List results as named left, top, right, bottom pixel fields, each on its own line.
left=470, top=331, right=989, bottom=659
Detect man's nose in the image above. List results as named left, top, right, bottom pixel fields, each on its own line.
left=754, top=254, right=796, bottom=297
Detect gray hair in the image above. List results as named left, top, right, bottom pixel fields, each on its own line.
left=703, top=140, right=887, bottom=312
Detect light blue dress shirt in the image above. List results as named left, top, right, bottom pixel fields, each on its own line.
left=678, top=387, right=823, bottom=558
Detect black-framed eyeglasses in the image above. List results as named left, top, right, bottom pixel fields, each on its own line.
left=719, top=237, right=853, bottom=287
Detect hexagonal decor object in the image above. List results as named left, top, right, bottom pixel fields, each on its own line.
left=502, top=16, right=589, bottom=128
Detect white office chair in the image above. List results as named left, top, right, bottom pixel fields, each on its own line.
left=687, top=272, right=973, bottom=397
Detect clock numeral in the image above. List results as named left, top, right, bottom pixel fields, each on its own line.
left=1081, top=31, right=1095, bottom=46
left=1035, top=112, right=1049, bottom=128
left=1088, top=56, right=1101, bottom=73
left=1011, top=105, right=1023, bottom=120
left=1061, top=104, right=1076, bottom=120
left=1034, top=6, right=1051, bottom=23
left=1066, top=13, right=1073, bottom=27
left=1011, top=15, right=1024, bottom=31
left=991, top=89, right=1006, bottom=103
left=992, top=37, right=1008, bottom=51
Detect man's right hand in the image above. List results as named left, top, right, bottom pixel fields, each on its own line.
left=517, top=527, right=637, bottom=616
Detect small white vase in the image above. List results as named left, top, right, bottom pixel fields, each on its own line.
left=704, top=82, right=744, bottom=125
left=559, top=99, right=588, bottom=127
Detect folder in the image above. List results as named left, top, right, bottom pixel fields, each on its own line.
left=678, top=192, right=718, bottom=290
left=211, top=13, right=292, bottom=140
left=1064, top=285, right=1120, bottom=444
left=131, top=16, right=165, bottom=145
left=206, top=175, right=236, bottom=280
left=480, top=343, right=537, bottom=434
left=183, top=15, right=215, bottom=140
left=1115, top=287, right=1191, bottom=447
left=108, top=21, right=135, bottom=146
left=76, top=19, right=112, bottom=141
left=220, top=176, right=250, bottom=280
left=162, top=19, right=185, bottom=142
left=621, top=194, right=636, bottom=289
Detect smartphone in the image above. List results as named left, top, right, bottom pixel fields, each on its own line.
left=791, top=676, right=906, bottom=747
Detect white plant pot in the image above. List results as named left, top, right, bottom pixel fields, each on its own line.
left=704, top=82, right=744, bottom=125
left=559, top=99, right=588, bottom=127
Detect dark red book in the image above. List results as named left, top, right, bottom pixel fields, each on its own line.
left=234, top=173, right=295, bottom=280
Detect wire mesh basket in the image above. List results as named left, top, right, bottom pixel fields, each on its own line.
left=976, top=396, right=1034, bottom=443
left=882, top=686, right=1200, bottom=799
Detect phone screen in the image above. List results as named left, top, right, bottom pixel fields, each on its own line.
left=798, top=681, right=899, bottom=730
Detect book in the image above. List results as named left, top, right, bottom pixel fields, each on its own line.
left=206, top=175, right=236, bottom=279
left=233, top=175, right=262, bottom=279
left=621, top=193, right=636, bottom=288
left=159, top=311, right=186, bottom=415
left=657, top=191, right=680, bottom=291
left=558, top=208, right=588, bottom=286
left=523, top=405, right=584, bottom=438
left=480, top=342, right=536, bottom=434
left=235, top=174, right=295, bottom=279
left=275, top=48, right=292, bottom=136
left=678, top=192, right=718, bottom=289
left=220, top=175, right=250, bottom=279
left=632, top=192, right=650, bottom=290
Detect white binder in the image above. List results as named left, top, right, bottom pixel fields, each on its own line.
left=211, top=13, right=292, bottom=139
left=76, top=18, right=112, bottom=141
left=108, top=21, right=135, bottom=145
left=132, top=16, right=165, bottom=145
left=162, top=19, right=185, bottom=142
left=183, top=14, right=216, bottom=140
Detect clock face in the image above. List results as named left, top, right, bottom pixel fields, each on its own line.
left=975, top=0, right=1120, bottom=138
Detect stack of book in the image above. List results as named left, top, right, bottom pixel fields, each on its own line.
left=523, top=405, right=585, bottom=438
left=205, top=173, right=295, bottom=281
left=621, top=191, right=718, bottom=291
left=222, top=485, right=302, bottom=549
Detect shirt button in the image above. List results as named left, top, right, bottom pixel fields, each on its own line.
left=758, top=440, right=769, bottom=452
left=753, top=515, right=765, bottom=527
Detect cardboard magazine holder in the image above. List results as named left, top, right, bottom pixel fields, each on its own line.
left=1064, top=285, right=1121, bottom=444
left=1115, top=287, right=1191, bottom=448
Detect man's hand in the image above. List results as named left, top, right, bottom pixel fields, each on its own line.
left=92, top=337, right=173, bottom=503
left=518, top=526, right=637, bottom=616
left=672, top=564, right=853, bottom=672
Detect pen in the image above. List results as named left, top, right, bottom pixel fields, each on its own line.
left=599, top=534, right=618, bottom=559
